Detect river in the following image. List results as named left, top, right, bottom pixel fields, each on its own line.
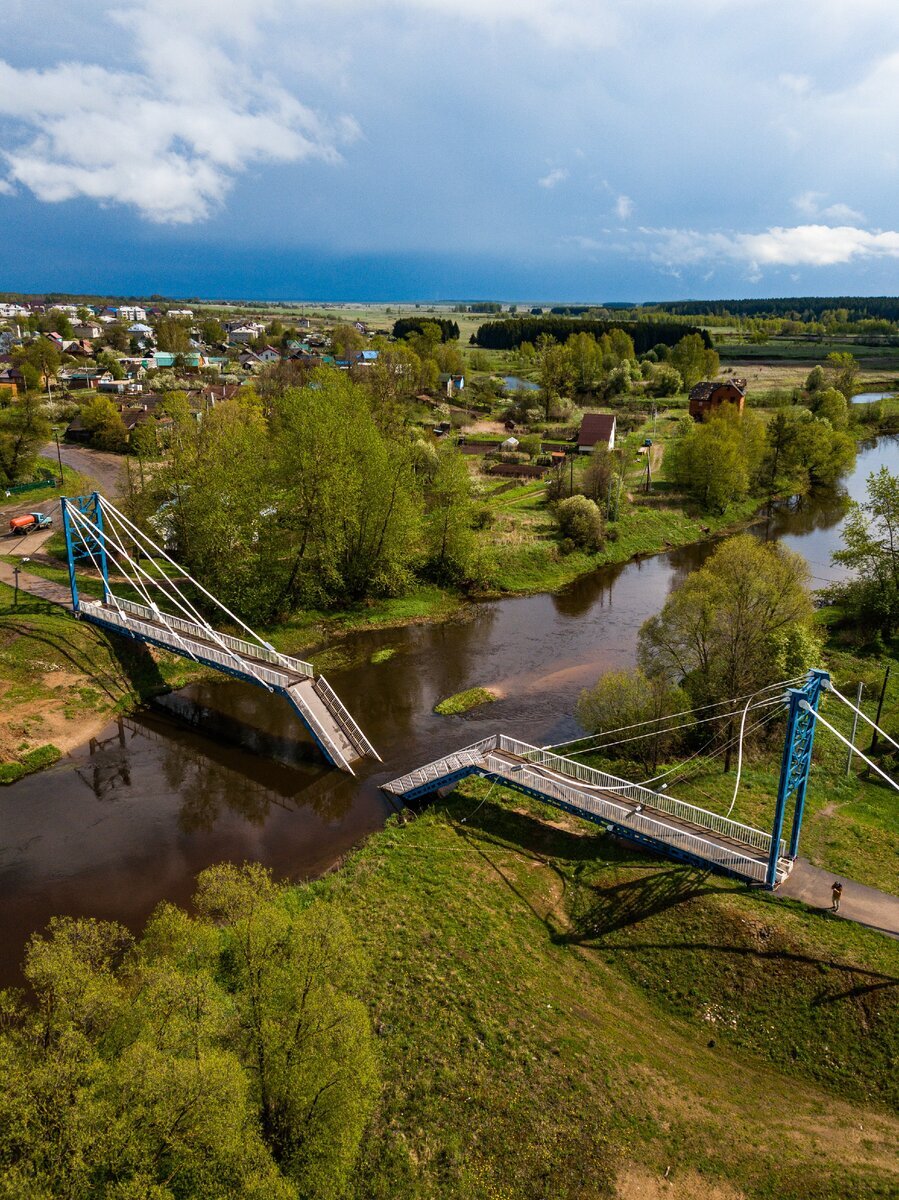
left=1, top=435, right=895, bottom=981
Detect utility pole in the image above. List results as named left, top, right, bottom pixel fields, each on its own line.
left=845, top=681, right=864, bottom=776
left=53, top=427, right=64, bottom=487
left=869, top=664, right=891, bottom=756
left=13, top=565, right=20, bottom=606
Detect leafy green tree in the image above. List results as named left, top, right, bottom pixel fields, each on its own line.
left=555, top=494, right=604, bottom=551
left=536, top=334, right=573, bottom=420
left=826, top=351, right=859, bottom=400
left=200, top=317, right=226, bottom=344
left=669, top=405, right=765, bottom=512
left=331, top=323, right=365, bottom=360
left=582, top=445, right=615, bottom=507
left=810, top=386, right=849, bottom=430
left=832, top=466, right=899, bottom=634
left=805, top=364, right=825, bottom=393
left=670, top=333, right=719, bottom=391
left=648, top=364, right=683, bottom=397
left=423, top=443, right=474, bottom=581
left=0, top=394, right=52, bottom=484
left=575, top=668, right=689, bottom=770
left=154, top=317, right=192, bottom=353
left=640, top=535, right=817, bottom=768
left=14, top=338, right=62, bottom=393
left=79, top=396, right=130, bottom=452
left=566, top=332, right=604, bottom=390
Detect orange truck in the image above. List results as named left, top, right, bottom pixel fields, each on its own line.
left=9, top=512, right=52, bottom=536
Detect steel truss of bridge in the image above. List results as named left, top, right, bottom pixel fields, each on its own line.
left=383, top=734, right=793, bottom=886
left=61, top=492, right=379, bottom=774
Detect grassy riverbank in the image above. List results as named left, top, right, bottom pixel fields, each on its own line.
left=568, top=615, right=899, bottom=894
left=300, top=783, right=899, bottom=1198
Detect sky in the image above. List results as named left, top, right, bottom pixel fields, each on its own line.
left=3, top=0, right=899, bottom=302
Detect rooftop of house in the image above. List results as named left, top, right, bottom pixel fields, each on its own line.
left=578, top=412, right=616, bottom=446
left=688, top=378, right=747, bottom=401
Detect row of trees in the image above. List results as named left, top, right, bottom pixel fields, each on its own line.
left=0, top=864, right=378, bottom=1198
left=669, top=403, right=856, bottom=512
left=473, top=316, right=711, bottom=355
left=126, top=371, right=481, bottom=622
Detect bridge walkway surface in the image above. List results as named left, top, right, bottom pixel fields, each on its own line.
left=76, top=595, right=377, bottom=774
left=383, top=734, right=793, bottom=886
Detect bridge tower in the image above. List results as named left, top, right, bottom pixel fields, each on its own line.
left=765, top=669, right=830, bottom=888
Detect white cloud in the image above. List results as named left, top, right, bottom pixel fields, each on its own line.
left=644, top=223, right=899, bottom=270
left=792, top=190, right=864, bottom=222
left=0, top=0, right=357, bottom=223
left=614, top=194, right=634, bottom=220
left=538, top=168, right=569, bottom=189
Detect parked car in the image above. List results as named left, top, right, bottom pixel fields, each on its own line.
left=9, top=512, right=52, bottom=536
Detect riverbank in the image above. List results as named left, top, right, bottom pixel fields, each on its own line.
left=296, top=784, right=899, bottom=1197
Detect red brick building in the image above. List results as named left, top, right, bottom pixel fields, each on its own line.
left=688, top=379, right=747, bottom=422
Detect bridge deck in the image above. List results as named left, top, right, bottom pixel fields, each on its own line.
left=383, top=735, right=791, bottom=886
left=78, top=596, right=378, bottom=773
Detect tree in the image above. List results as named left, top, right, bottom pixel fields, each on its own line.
left=810, top=386, right=849, bottom=430
left=639, top=535, right=817, bottom=769
left=826, top=351, right=859, bottom=400
left=670, top=333, right=719, bottom=391
left=668, top=405, right=765, bottom=512
left=555, top=494, right=604, bottom=551
left=200, top=317, right=225, bottom=345
left=575, top=668, right=690, bottom=770
left=582, top=445, right=615, bottom=507
left=0, top=866, right=377, bottom=1198
left=536, top=334, right=572, bottom=421
left=14, top=337, right=62, bottom=394
left=423, top=443, right=475, bottom=581
left=647, top=364, right=683, bottom=398
left=566, top=332, right=604, bottom=390
left=79, top=395, right=130, bottom=452
left=331, top=323, right=365, bottom=360
left=154, top=317, right=192, bottom=353
left=832, top=465, right=899, bottom=634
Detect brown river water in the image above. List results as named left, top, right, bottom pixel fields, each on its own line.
left=1, top=435, right=895, bottom=982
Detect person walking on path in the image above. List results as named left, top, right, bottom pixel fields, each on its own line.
left=831, top=881, right=844, bottom=912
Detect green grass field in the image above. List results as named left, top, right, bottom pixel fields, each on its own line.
left=301, top=784, right=899, bottom=1198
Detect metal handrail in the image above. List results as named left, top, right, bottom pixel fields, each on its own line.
left=497, top=735, right=783, bottom=856
left=106, top=596, right=314, bottom=678
left=82, top=601, right=290, bottom=689
left=383, top=737, right=498, bottom=795
left=314, top=675, right=380, bottom=760
left=285, top=683, right=353, bottom=774
left=485, top=755, right=771, bottom=883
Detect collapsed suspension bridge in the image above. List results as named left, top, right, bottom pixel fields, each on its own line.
left=61, top=492, right=379, bottom=774
left=384, top=671, right=899, bottom=888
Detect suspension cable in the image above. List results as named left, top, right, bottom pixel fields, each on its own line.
left=726, top=685, right=792, bottom=817
left=547, top=675, right=807, bottom=754
left=639, top=702, right=786, bottom=787
left=824, top=680, right=899, bottom=753
left=566, top=696, right=785, bottom=757
left=800, top=702, right=899, bottom=794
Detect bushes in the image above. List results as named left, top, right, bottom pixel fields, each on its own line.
left=555, top=495, right=604, bottom=551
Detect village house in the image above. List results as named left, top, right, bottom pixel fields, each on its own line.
left=0, top=365, right=25, bottom=394
left=228, top=322, right=266, bottom=345
left=72, top=321, right=102, bottom=339
left=577, top=412, right=617, bottom=452
left=688, top=378, right=747, bottom=421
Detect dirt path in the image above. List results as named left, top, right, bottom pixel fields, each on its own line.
left=778, top=857, right=899, bottom=939
left=39, top=443, right=126, bottom=498
left=0, top=560, right=72, bottom=607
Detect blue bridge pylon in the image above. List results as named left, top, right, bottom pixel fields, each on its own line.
left=60, top=492, right=379, bottom=774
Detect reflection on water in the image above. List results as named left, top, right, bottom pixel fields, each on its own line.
left=0, top=434, right=895, bottom=982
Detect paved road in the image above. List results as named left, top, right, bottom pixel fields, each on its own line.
left=779, top=857, right=899, bottom=939
left=39, top=443, right=125, bottom=498
left=0, top=558, right=72, bottom=606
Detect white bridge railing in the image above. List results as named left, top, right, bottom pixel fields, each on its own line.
left=314, top=675, right=381, bottom=761
left=285, top=682, right=353, bottom=774
left=382, top=737, right=499, bottom=795
left=484, top=754, right=774, bottom=883
left=91, top=596, right=314, bottom=679
left=81, top=599, right=292, bottom=689
left=496, top=736, right=783, bottom=857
